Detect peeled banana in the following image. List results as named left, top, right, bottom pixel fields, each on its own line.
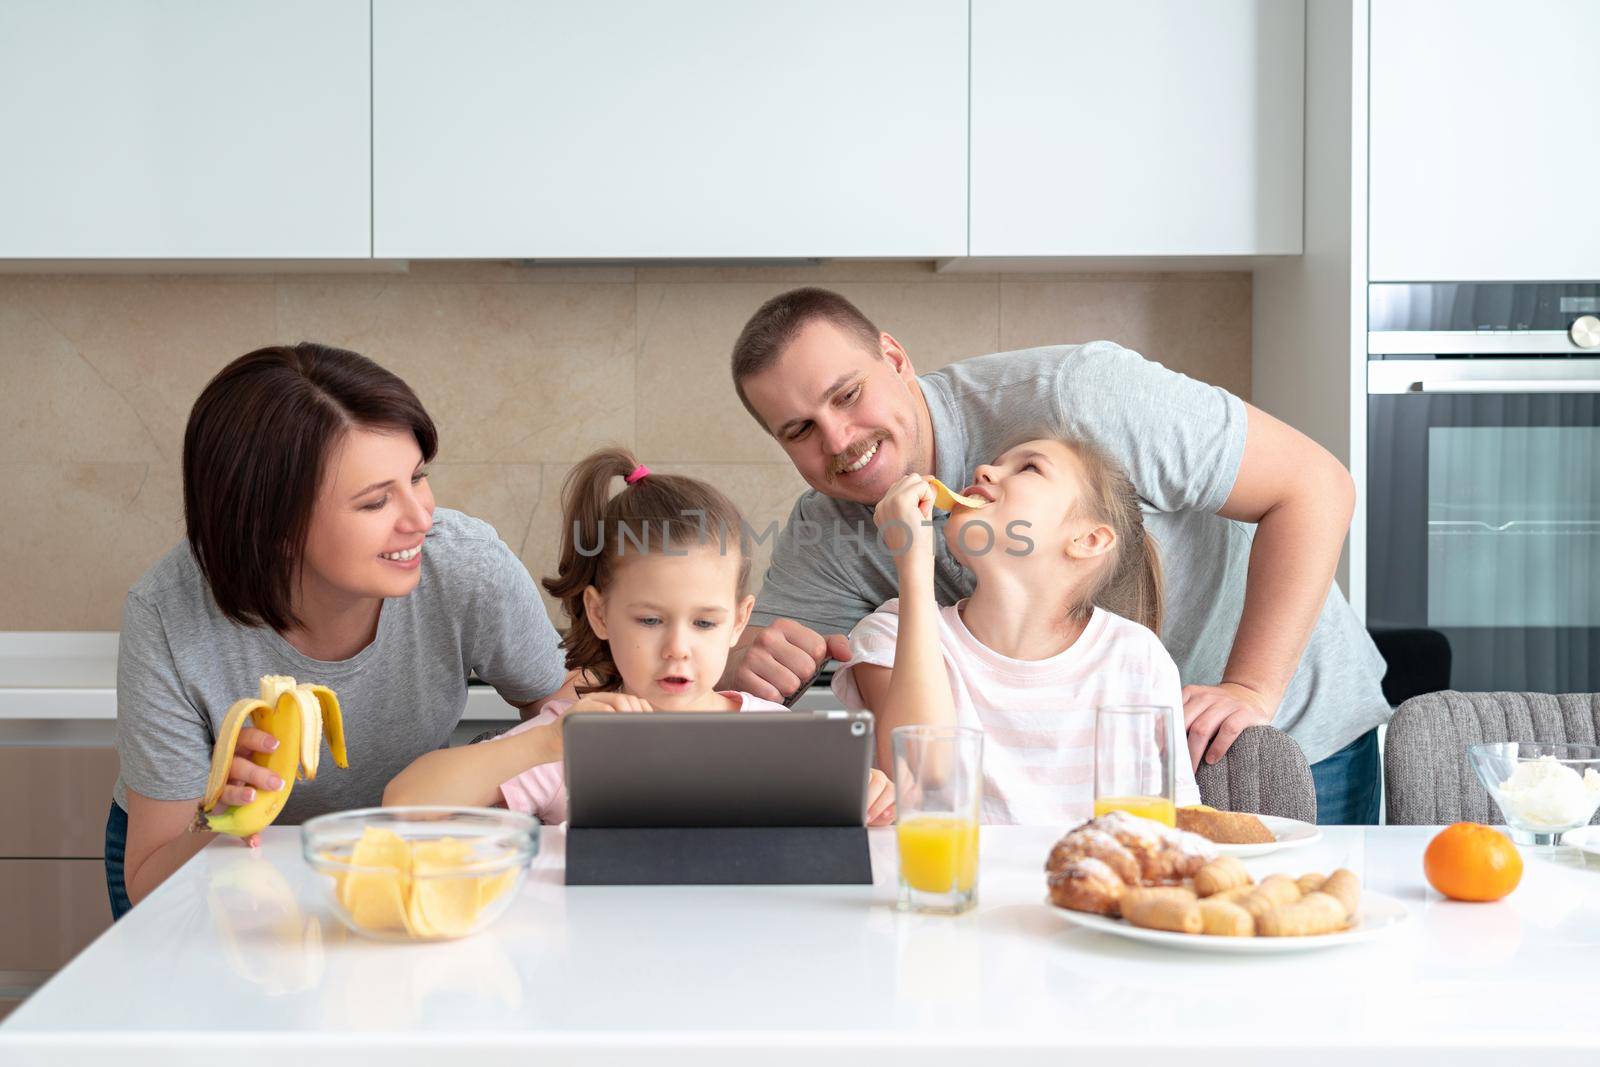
left=197, top=675, right=348, bottom=838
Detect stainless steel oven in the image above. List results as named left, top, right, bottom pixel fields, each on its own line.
left=1368, top=283, right=1600, bottom=693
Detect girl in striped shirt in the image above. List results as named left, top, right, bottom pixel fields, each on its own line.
left=832, top=436, right=1201, bottom=824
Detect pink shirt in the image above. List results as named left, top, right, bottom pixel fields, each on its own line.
left=491, top=691, right=790, bottom=823
left=832, top=600, right=1202, bottom=825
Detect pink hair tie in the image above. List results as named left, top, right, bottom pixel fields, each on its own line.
left=625, top=464, right=651, bottom=485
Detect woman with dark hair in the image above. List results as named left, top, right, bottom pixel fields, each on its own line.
left=107, top=342, right=568, bottom=916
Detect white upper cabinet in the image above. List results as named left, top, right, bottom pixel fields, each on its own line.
left=372, top=0, right=968, bottom=259
left=1370, top=0, right=1600, bottom=282
left=968, top=1, right=1304, bottom=257
left=0, top=1, right=370, bottom=258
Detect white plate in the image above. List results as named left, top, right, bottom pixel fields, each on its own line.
left=1052, top=890, right=1409, bottom=954
left=1560, top=824, right=1600, bottom=859
left=1208, top=815, right=1323, bottom=858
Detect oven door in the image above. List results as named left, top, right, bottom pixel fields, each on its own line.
left=1368, top=359, right=1600, bottom=693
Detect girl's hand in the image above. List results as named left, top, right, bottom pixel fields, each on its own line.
left=568, top=693, right=654, bottom=714
left=865, top=768, right=896, bottom=826
left=872, top=474, right=936, bottom=565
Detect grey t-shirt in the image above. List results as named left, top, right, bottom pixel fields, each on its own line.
left=751, top=342, right=1390, bottom=765
left=114, top=507, right=567, bottom=821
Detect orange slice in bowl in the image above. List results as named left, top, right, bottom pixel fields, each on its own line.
left=476, top=866, right=521, bottom=912
left=410, top=837, right=482, bottom=939
left=341, top=827, right=411, bottom=934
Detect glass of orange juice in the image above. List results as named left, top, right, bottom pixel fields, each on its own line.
left=892, top=725, right=983, bottom=915
left=1093, top=705, right=1177, bottom=826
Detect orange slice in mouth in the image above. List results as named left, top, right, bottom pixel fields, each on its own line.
left=927, top=478, right=987, bottom=511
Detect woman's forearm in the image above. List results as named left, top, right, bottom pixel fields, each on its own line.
left=126, top=828, right=213, bottom=906
left=383, top=723, right=563, bottom=807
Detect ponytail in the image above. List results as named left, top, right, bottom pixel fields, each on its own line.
left=1061, top=438, right=1165, bottom=636
left=542, top=446, right=750, bottom=694
left=542, top=448, right=638, bottom=694
left=1115, top=524, right=1165, bottom=637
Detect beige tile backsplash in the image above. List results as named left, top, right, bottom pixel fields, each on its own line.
left=1, top=262, right=1249, bottom=630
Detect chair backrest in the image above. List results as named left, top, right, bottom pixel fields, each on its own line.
left=1384, top=690, right=1600, bottom=825
left=1194, top=725, right=1317, bottom=822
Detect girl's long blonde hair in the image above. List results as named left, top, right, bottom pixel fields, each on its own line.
left=1060, top=437, right=1164, bottom=635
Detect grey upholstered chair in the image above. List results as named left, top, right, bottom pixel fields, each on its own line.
left=1384, top=690, right=1600, bottom=825
left=1193, top=725, right=1317, bottom=822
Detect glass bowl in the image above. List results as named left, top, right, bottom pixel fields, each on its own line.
left=1467, top=743, right=1600, bottom=846
left=301, top=806, right=537, bottom=941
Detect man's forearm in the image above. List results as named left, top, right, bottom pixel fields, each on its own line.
left=1222, top=472, right=1355, bottom=712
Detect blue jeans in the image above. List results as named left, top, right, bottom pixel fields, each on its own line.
left=104, top=801, right=133, bottom=920
left=1309, top=728, right=1381, bottom=825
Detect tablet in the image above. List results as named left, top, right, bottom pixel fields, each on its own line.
left=563, top=710, right=876, bottom=829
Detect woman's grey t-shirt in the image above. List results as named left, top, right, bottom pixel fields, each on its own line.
left=114, top=507, right=567, bottom=821
left=750, top=341, right=1390, bottom=766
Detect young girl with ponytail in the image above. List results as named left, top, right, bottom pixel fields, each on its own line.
left=832, top=435, right=1201, bottom=824
left=386, top=447, right=895, bottom=824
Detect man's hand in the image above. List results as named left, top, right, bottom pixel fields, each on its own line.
left=865, top=768, right=896, bottom=826
left=1182, top=682, right=1275, bottom=770
left=728, top=618, right=851, bottom=703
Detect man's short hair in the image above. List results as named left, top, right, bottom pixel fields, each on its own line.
left=729, top=287, right=881, bottom=431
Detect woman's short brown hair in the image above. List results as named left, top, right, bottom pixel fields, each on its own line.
left=182, top=342, right=438, bottom=631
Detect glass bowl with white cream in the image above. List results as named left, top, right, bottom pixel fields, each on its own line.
left=1468, top=743, right=1600, bottom=846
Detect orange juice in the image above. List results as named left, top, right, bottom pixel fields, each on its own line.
left=896, top=815, right=980, bottom=893
left=1093, top=795, right=1177, bottom=826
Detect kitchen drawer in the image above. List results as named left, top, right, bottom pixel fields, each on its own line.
left=0, top=860, right=112, bottom=972
left=0, top=747, right=119, bottom=858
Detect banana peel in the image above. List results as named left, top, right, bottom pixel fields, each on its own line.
left=197, top=675, right=348, bottom=839
left=258, top=676, right=346, bottom=781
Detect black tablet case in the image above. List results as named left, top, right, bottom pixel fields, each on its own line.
left=562, top=711, right=875, bottom=886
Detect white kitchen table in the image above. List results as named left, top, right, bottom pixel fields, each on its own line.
left=1, top=824, right=1597, bottom=1066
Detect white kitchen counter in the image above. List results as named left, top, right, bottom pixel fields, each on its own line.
left=0, top=632, right=544, bottom=727
left=0, top=632, right=119, bottom=719
left=2, top=824, right=1596, bottom=1065
left=0, top=633, right=841, bottom=752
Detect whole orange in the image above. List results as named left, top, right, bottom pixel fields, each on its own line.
left=1423, top=822, right=1523, bottom=901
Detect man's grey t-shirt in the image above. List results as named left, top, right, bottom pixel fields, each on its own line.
left=751, top=342, right=1390, bottom=765
left=114, top=507, right=567, bottom=821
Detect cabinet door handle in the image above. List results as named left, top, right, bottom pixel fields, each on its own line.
left=1411, top=379, right=1600, bottom=393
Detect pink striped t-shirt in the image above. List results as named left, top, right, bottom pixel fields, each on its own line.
left=490, top=692, right=790, bottom=823
left=832, top=600, right=1201, bottom=825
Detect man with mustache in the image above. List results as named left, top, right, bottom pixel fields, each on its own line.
left=722, top=287, right=1389, bottom=824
